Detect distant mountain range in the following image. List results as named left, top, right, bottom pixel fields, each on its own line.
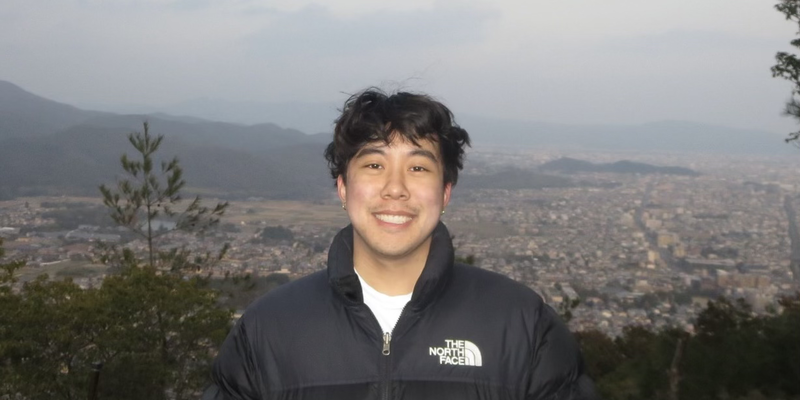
left=84, top=85, right=794, bottom=156
left=83, top=98, right=340, bottom=136
left=0, top=80, right=332, bottom=200
left=459, top=116, right=794, bottom=155
left=540, top=157, right=700, bottom=176
left=0, top=80, right=782, bottom=200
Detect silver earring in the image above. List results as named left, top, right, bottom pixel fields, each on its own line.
left=441, top=209, right=446, bottom=215
left=342, top=203, right=347, bottom=210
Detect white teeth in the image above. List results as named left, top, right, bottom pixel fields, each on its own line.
left=375, top=214, right=412, bottom=224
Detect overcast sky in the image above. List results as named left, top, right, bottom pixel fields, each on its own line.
left=2, top=0, right=798, bottom=133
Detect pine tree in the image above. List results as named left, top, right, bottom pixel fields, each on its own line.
left=0, top=124, right=234, bottom=399
left=99, top=121, right=228, bottom=271
left=93, top=121, right=233, bottom=398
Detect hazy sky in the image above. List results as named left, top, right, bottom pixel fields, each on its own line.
left=2, top=0, right=798, bottom=133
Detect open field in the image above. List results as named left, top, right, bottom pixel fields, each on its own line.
left=224, top=200, right=349, bottom=228
left=0, top=196, right=103, bottom=209
left=17, top=260, right=109, bottom=283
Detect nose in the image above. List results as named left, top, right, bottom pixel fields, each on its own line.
left=381, top=168, right=409, bottom=200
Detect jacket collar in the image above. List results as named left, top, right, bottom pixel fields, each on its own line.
left=327, top=221, right=454, bottom=312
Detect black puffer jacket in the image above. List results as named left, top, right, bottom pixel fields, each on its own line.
left=208, top=223, right=599, bottom=400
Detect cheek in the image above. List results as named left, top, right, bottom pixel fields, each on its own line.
left=411, top=185, right=445, bottom=207
left=345, top=180, right=378, bottom=204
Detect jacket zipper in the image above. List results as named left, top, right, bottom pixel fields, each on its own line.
left=382, top=332, right=392, bottom=355
left=381, top=304, right=408, bottom=400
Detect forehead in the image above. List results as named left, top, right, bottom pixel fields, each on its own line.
left=356, top=134, right=440, bottom=156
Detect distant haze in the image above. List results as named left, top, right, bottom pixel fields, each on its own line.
left=1, top=0, right=798, bottom=136
left=0, top=80, right=793, bottom=202
left=88, top=98, right=341, bottom=135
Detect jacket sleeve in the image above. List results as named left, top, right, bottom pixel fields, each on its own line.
left=210, top=317, right=264, bottom=400
left=527, top=303, right=601, bottom=400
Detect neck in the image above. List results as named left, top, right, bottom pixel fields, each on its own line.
left=353, top=238, right=431, bottom=296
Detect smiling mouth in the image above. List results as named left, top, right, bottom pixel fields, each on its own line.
left=374, top=214, right=413, bottom=224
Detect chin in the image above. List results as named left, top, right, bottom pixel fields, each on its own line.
left=365, top=236, right=427, bottom=259
left=374, top=244, right=418, bottom=259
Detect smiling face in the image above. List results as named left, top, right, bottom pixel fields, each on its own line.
left=337, top=134, right=451, bottom=268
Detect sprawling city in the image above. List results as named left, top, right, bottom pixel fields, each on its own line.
left=3, top=149, right=799, bottom=339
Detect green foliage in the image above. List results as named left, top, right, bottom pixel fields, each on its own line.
left=0, top=126, right=236, bottom=399
left=0, top=274, right=94, bottom=400
left=0, top=265, right=231, bottom=400
left=92, top=267, right=231, bottom=400
left=574, top=329, right=623, bottom=382
left=773, top=0, right=800, bottom=143
left=682, top=298, right=768, bottom=399
left=211, top=272, right=291, bottom=310
left=99, top=121, right=228, bottom=269
left=0, top=238, right=24, bottom=286
left=577, top=295, right=800, bottom=400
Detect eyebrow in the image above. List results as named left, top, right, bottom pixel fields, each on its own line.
left=354, top=147, right=439, bottom=163
left=410, top=149, right=439, bottom=163
left=353, top=147, right=385, bottom=159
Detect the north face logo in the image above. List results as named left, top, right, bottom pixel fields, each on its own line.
left=428, top=339, right=482, bottom=366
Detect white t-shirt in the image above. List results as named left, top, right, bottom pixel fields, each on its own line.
left=355, top=269, right=412, bottom=334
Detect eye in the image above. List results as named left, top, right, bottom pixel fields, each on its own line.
left=366, top=163, right=382, bottom=169
left=410, top=166, right=428, bottom=172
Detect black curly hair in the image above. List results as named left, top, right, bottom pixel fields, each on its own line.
left=324, top=88, right=471, bottom=186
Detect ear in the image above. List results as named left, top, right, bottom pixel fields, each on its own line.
left=442, top=182, right=452, bottom=209
left=337, top=175, right=346, bottom=203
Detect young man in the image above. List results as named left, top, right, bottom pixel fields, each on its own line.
left=207, top=89, right=598, bottom=399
